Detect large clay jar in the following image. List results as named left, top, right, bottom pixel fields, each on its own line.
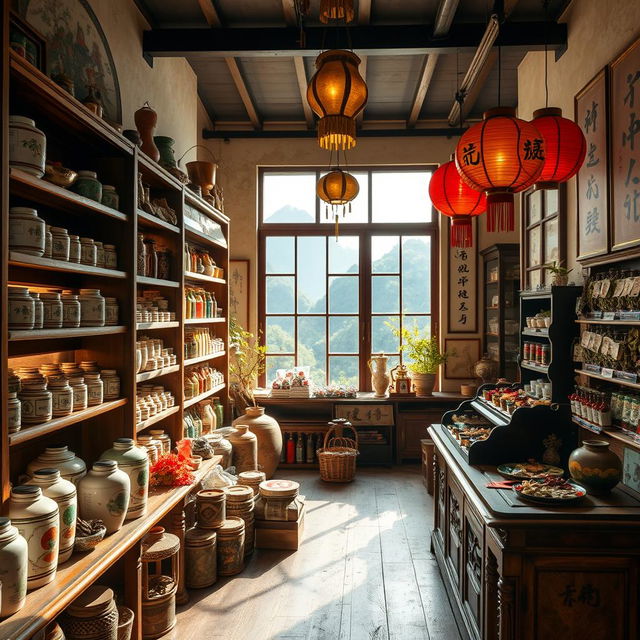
left=233, top=407, right=282, bottom=479
left=77, top=461, right=130, bottom=534
left=59, top=585, right=119, bottom=640
left=0, top=516, right=29, bottom=617
left=411, top=372, right=436, bottom=397
left=368, top=354, right=390, bottom=398
left=227, top=425, right=258, bottom=473
left=100, top=438, right=149, bottom=520
left=27, top=469, right=77, bottom=564
left=568, top=439, right=622, bottom=495
left=134, top=102, right=160, bottom=162
left=9, top=486, right=59, bottom=590
left=28, top=446, right=87, bottom=485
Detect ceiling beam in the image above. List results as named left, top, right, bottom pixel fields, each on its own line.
left=281, top=0, right=297, bottom=26
left=294, top=57, right=314, bottom=128
left=356, top=56, right=367, bottom=125
left=359, top=0, right=372, bottom=24
left=143, top=21, right=567, bottom=58
left=197, top=0, right=222, bottom=27
left=225, top=58, right=262, bottom=130
left=203, top=127, right=467, bottom=139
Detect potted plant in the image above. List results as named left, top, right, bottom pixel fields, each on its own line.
left=549, top=261, right=572, bottom=286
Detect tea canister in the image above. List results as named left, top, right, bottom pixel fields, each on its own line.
left=50, top=227, right=70, bottom=261
left=8, top=286, right=35, bottom=330
left=77, top=461, right=130, bottom=534
left=31, top=292, right=44, bottom=328
left=48, top=375, right=74, bottom=417
left=8, top=368, right=21, bottom=393
left=27, top=469, right=77, bottom=564
left=101, top=369, right=120, bottom=400
left=84, top=372, right=104, bottom=406
left=216, top=517, right=245, bottom=576
left=69, top=376, right=88, bottom=411
left=0, top=517, right=28, bottom=617
left=238, top=470, right=266, bottom=496
left=196, top=489, right=226, bottom=529
left=103, top=244, right=117, bottom=270
left=185, top=527, right=217, bottom=589
left=69, top=235, right=81, bottom=263
left=9, top=207, right=46, bottom=256
left=100, top=438, right=149, bottom=520
left=61, top=362, right=83, bottom=377
left=79, top=289, right=105, bottom=327
left=59, top=585, right=119, bottom=640
left=80, top=237, right=97, bottom=266
left=73, top=170, right=102, bottom=202
left=9, top=115, right=46, bottom=177
left=80, top=360, right=99, bottom=373
left=136, top=436, right=158, bottom=465
left=105, top=297, right=119, bottom=326
left=61, top=293, right=81, bottom=328
left=94, top=241, right=105, bottom=268
left=41, top=292, right=63, bottom=329
left=101, top=185, right=120, bottom=210
left=28, top=446, right=87, bottom=485
left=148, top=429, right=171, bottom=454
left=19, top=379, right=53, bottom=425
left=44, top=225, right=52, bottom=258
left=9, top=485, right=58, bottom=590
left=225, top=485, right=255, bottom=557
left=8, top=391, right=21, bottom=433
left=256, top=479, right=302, bottom=522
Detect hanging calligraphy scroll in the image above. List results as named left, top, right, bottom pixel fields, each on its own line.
left=448, top=218, right=478, bottom=333
left=576, top=68, right=609, bottom=260
left=611, top=37, right=640, bottom=251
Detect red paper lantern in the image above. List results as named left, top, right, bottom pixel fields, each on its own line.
left=532, top=107, right=586, bottom=189
left=429, top=161, right=486, bottom=248
left=455, top=107, right=545, bottom=232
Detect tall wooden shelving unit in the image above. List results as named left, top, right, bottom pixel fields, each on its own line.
left=0, top=12, right=229, bottom=637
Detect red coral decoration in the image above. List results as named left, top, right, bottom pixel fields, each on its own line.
left=176, top=438, right=193, bottom=461
left=150, top=453, right=195, bottom=487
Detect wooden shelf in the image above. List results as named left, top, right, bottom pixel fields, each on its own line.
left=9, top=399, right=127, bottom=446
left=136, top=321, right=180, bottom=330
left=9, top=251, right=127, bottom=279
left=183, top=317, right=225, bottom=325
left=576, top=318, right=640, bottom=326
left=577, top=421, right=640, bottom=451
left=184, top=271, right=226, bottom=285
left=8, top=326, right=127, bottom=341
left=522, top=328, right=549, bottom=337
left=184, top=223, right=227, bottom=249
left=137, top=153, right=184, bottom=191
left=184, top=351, right=226, bottom=367
left=136, top=364, right=181, bottom=383
left=183, top=383, right=226, bottom=408
left=574, top=368, right=640, bottom=391
left=184, top=190, right=229, bottom=225
left=520, top=362, right=549, bottom=374
left=136, top=275, right=180, bottom=288
left=137, top=208, right=180, bottom=234
left=136, top=405, right=180, bottom=432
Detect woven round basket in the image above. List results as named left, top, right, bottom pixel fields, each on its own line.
left=317, top=422, right=359, bottom=483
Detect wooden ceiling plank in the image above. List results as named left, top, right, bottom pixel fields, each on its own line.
left=225, top=57, right=262, bottom=129
left=293, top=57, right=314, bottom=128
left=197, top=0, right=222, bottom=27
left=282, top=0, right=297, bottom=26
left=359, top=0, right=372, bottom=24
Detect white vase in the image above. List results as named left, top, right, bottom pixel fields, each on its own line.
left=77, top=460, right=130, bottom=534
left=0, top=516, right=28, bottom=616
left=27, top=469, right=77, bottom=564
left=28, top=446, right=87, bottom=485
left=368, top=354, right=390, bottom=398
left=9, top=115, right=46, bottom=177
left=9, top=486, right=59, bottom=590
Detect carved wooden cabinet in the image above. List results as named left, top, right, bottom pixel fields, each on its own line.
left=397, top=405, right=457, bottom=461
left=430, top=423, right=640, bottom=640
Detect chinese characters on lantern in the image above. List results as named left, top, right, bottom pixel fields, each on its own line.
left=448, top=223, right=477, bottom=332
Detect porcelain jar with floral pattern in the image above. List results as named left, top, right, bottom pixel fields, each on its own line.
left=9, top=116, right=46, bottom=177
left=9, top=207, right=45, bottom=256
left=0, top=516, right=28, bottom=616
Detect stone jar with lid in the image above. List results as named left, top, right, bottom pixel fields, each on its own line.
left=103, top=244, right=117, bottom=269
left=84, top=372, right=104, bottom=406
left=101, top=369, right=120, bottom=400
left=100, top=438, right=149, bottom=520
left=227, top=425, right=258, bottom=474
left=77, top=460, right=130, bottom=534
left=61, top=292, right=81, bottom=328
left=185, top=527, right=217, bottom=589
left=9, top=115, right=46, bottom=177
left=8, top=286, right=35, bottom=330
left=47, top=374, right=74, bottom=417
left=0, top=516, right=28, bottom=616
left=216, top=517, right=245, bottom=576
left=59, top=585, right=119, bottom=640
left=69, top=375, right=88, bottom=411
left=69, top=235, right=81, bottom=263
left=80, top=237, right=97, bottom=266
left=19, top=379, right=53, bottom=424
left=28, top=446, right=87, bottom=485
left=41, top=292, right=63, bottom=329
left=72, top=170, right=102, bottom=202
left=225, top=485, right=255, bottom=557
left=50, top=227, right=70, bottom=261
left=79, top=289, right=105, bottom=327
left=9, top=485, right=59, bottom=590
left=31, top=291, right=44, bottom=328
left=101, top=185, right=119, bottom=210
left=27, top=469, right=77, bottom=564
left=8, top=391, right=21, bottom=433
left=94, top=241, right=105, bottom=268
left=9, top=206, right=46, bottom=256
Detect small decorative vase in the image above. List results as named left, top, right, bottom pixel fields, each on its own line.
left=232, top=407, right=282, bottom=479
left=228, top=425, right=258, bottom=473
left=474, top=354, right=497, bottom=384
left=411, top=372, right=436, bottom=397
left=77, top=461, right=130, bottom=534
left=368, top=354, right=390, bottom=398
left=28, top=446, right=87, bottom=485
left=134, top=102, right=160, bottom=162
left=9, top=115, right=46, bottom=177
left=59, top=585, right=119, bottom=640
left=154, top=136, right=177, bottom=169
left=568, top=440, right=622, bottom=495
left=0, top=516, right=29, bottom=617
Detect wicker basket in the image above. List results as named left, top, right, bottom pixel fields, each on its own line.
left=317, top=420, right=359, bottom=483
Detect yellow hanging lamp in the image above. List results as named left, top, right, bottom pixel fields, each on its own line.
left=317, top=168, right=359, bottom=237
left=319, top=0, right=355, bottom=23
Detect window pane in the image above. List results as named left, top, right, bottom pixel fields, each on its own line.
left=372, top=171, right=432, bottom=222
left=319, top=171, right=369, bottom=224
left=263, top=173, right=316, bottom=223
left=386, top=355, right=400, bottom=376
left=329, top=276, right=359, bottom=313
left=266, top=276, right=294, bottom=313
left=372, top=276, right=399, bottom=313
left=329, top=236, right=359, bottom=274
left=298, top=316, right=326, bottom=383
left=329, top=356, right=359, bottom=387
left=372, top=236, right=399, bottom=273
left=329, top=316, right=359, bottom=354
left=372, top=315, right=399, bottom=353
left=266, top=236, right=294, bottom=274
left=400, top=316, right=431, bottom=367
left=266, top=316, right=295, bottom=353
left=266, top=356, right=295, bottom=385
left=402, top=236, right=431, bottom=313
left=297, top=236, right=326, bottom=313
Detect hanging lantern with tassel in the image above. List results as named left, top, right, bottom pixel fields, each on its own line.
left=319, top=0, right=355, bottom=23
left=307, top=50, right=368, bottom=151
left=317, top=168, right=359, bottom=237
left=455, top=107, right=545, bottom=232
left=429, top=160, right=486, bottom=248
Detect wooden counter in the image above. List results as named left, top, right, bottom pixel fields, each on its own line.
left=429, top=423, right=640, bottom=640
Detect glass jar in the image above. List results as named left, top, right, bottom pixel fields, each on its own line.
left=40, top=292, right=63, bottom=329
left=8, top=391, right=21, bottom=433
left=78, top=289, right=105, bottom=327
left=50, top=227, right=70, bottom=261
left=47, top=375, right=74, bottom=417
left=31, top=292, right=43, bottom=329
left=94, top=241, right=105, bottom=268
left=104, top=297, right=119, bottom=326
left=101, top=185, right=119, bottom=210
left=80, top=237, right=97, bottom=266
left=72, top=170, right=102, bottom=202
left=69, top=376, right=88, bottom=411
left=101, top=369, right=120, bottom=400
left=61, top=293, right=81, bottom=328
left=69, top=235, right=81, bottom=263
left=18, top=380, right=53, bottom=424
left=103, top=244, right=117, bottom=270
left=8, top=287, right=35, bottom=330
left=9, top=207, right=46, bottom=256
left=84, top=372, right=103, bottom=406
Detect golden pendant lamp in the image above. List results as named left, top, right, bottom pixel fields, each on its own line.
left=319, top=0, right=355, bottom=23
left=317, top=168, right=359, bottom=236
left=307, top=50, right=368, bottom=151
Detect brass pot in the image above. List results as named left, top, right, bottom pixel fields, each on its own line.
left=186, top=161, right=217, bottom=196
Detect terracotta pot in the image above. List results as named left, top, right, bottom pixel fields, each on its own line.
left=227, top=425, right=258, bottom=473
left=134, top=102, right=160, bottom=162
left=460, top=383, right=476, bottom=397
left=232, top=407, right=282, bottom=479
left=568, top=439, right=622, bottom=495
left=186, top=161, right=216, bottom=196
left=411, top=372, right=436, bottom=397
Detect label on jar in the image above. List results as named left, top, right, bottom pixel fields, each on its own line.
left=105, top=305, right=119, bottom=325
left=104, top=252, right=117, bottom=269
left=87, top=382, right=103, bottom=405
left=72, top=386, right=87, bottom=410
left=80, top=298, right=105, bottom=326
left=9, top=218, right=44, bottom=252
left=43, top=302, right=62, bottom=327
left=8, top=299, right=34, bottom=328
left=63, top=302, right=80, bottom=326
left=52, top=237, right=69, bottom=260
left=103, top=377, right=120, bottom=399
left=80, top=244, right=96, bottom=265
left=21, top=396, right=52, bottom=420
left=52, top=390, right=73, bottom=413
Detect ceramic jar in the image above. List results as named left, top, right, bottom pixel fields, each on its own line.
left=61, top=293, right=81, bottom=328
left=27, top=469, right=77, bottom=564
left=148, top=429, right=171, bottom=454
left=185, top=527, right=217, bottom=589
left=80, top=237, right=97, bottom=266
left=8, top=286, right=35, bottom=330
left=32, top=292, right=44, bottom=328
left=28, top=446, right=87, bottom=485
left=105, top=297, right=119, bottom=326
left=69, top=235, right=81, bottom=263
left=43, top=226, right=52, bottom=259
left=19, top=380, right=53, bottom=424
left=237, top=470, right=266, bottom=496
left=77, top=461, right=130, bottom=534
left=41, top=292, right=63, bottom=329
left=101, top=185, right=119, bottom=210
left=94, top=241, right=105, bottom=268
left=0, top=517, right=28, bottom=617
left=196, top=489, right=226, bottom=529
left=9, top=116, right=46, bottom=177
left=69, top=376, right=88, bottom=411
left=73, top=171, right=102, bottom=202
left=232, top=407, right=282, bottom=479
left=48, top=375, right=74, bottom=417
left=100, top=439, right=149, bottom=520
left=8, top=391, right=21, bottom=433
left=50, top=227, right=70, bottom=261
left=224, top=485, right=255, bottom=557
left=59, top=585, right=119, bottom=640
left=216, top=517, right=245, bottom=576
left=208, top=433, right=232, bottom=468
left=136, top=436, right=158, bottom=465
left=101, top=370, right=120, bottom=400
left=9, top=486, right=59, bottom=590
left=255, top=479, right=302, bottom=522
left=84, top=373, right=104, bottom=406
left=134, top=103, right=160, bottom=162
left=79, top=289, right=105, bottom=327
left=9, top=207, right=46, bottom=256
left=103, top=244, right=117, bottom=270
left=228, top=425, right=258, bottom=474
left=569, top=439, right=622, bottom=495
left=8, top=368, right=21, bottom=393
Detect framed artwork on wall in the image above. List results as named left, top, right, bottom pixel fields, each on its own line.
left=447, top=217, right=478, bottom=333
left=230, top=259, right=250, bottom=330
left=444, top=338, right=481, bottom=380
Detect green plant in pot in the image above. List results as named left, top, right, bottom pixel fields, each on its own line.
left=549, top=261, right=573, bottom=286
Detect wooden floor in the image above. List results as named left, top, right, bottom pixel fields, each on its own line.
left=165, top=466, right=462, bottom=640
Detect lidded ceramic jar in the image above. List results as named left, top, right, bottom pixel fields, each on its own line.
left=224, top=485, right=255, bottom=557
left=9, top=485, right=59, bottom=590
left=104, top=297, right=119, bottom=326
left=228, top=425, right=258, bottom=474
left=19, top=379, right=53, bottom=424
left=196, top=489, right=226, bottom=529
left=50, top=227, right=70, bottom=261
left=148, top=429, right=171, bottom=454
left=103, top=244, right=117, bottom=270
left=237, top=470, right=266, bottom=496
left=84, top=372, right=104, bottom=406
left=77, top=460, right=130, bottom=534
left=69, top=235, right=81, bottom=263
left=100, top=438, right=149, bottom=520
left=9, top=115, right=46, bottom=177
left=72, top=170, right=102, bottom=202
left=41, top=292, right=63, bottom=329
left=31, top=292, right=44, bottom=328
left=59, top=585, right=119, bottom=640
left=80, top=237, right=97, bottom=266
left=0, top=516, right=28, bottom=617
left=8, top=391, right=21, bottom=433
left=9, top=207, right=46, bottom=256
left=8, top=367, right=22, bottom=393
left=79, top=289, right=105, bottom=327
left=68, top=376, right=88, bottom=411
left=101, top=185, right=119, bottom=210
left=61, top=292, right=81, bottom=328
left=27, top=469, right=77, bottom=564
left=8, top=286, right=35, bottom=330
left=44, top=225, right=52, bottom=258
left=137, top=435, right=158, bottom=465
left=28, top=446, right=87, bottom=485
left=255, top=479, right=302, bottom=522
left=94, top=241, right=105, bottom=268
left=216, top=517, right=245, bottom=576
left=185, top=527, right=217, bottom=589
left=101, top=369, right=120, bottom=400
left=47, top=374, right=74, bottom=417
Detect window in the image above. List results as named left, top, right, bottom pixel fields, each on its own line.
left=259, top=167, right=438, bottom=389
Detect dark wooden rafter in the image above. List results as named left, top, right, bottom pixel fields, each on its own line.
left=281, top=0, right=297, bottom=26
left=197, top=0, right=223, bottom=26
left=356, top=0, right=371, bottom=126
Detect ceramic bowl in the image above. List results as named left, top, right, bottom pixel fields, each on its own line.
left=190, top=455, right=203, bottom=470
left=74, top=526, right=106, bottom=552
